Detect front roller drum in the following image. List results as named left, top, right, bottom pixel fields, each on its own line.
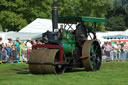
left=28, top=49, right=65, bottom=74
left=82, top=40, right=102, bottom=71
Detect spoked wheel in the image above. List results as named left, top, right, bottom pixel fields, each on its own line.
left=54, top=52, right=66, bottom=74
left=28, top=49, right=65, bottom=74
left=82, top=40, right=102, bottom=71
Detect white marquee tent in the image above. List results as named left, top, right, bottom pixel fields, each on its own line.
left=118, top=29, right=128, bottom=35
left=0, top=32, right=7, bottom=40
left=4, top=32, right=41, bottom=41
left=19, top=18, right=77, bottom=40
left=19, top=18, right=76, bottom=33
left=19, top=18, right=53, bottom=33
left=2, top=18, right=53, bottom=41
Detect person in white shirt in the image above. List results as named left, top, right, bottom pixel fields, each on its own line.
left=26, top=39, right=32, bottom=56
left=26, top=40, right=32, bottom=49
left=111, top=42, right=119, bottom=61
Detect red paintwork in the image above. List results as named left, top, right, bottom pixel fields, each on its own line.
left=32, top=44, right=64, bottom=62
left=55, top=61, right=68, bottom=65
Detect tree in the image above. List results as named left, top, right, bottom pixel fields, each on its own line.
left=0, top=0, right=114, bottom=32
left=58, top=0, right=81, bottom=16
left=0, top=0, right=28, bottom=31
left=105, top=2, right=128, bottom=31
left=0, top=0, right=81, bottom=31
left=79, top=0, right=114, bottom=31
left=105, top=15, right=126, bottom=31
left=0, top=0, right=53, bottom=31
left=80, top=0, right=114, bottom=17
left=0, top=0, right=27, bottom=31
left=23, top=0, right=53, bottom=23
left=0, top=11, right=27, bottom=31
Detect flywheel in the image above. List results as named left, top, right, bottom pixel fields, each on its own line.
left=81, top=40, right=102, bottom=71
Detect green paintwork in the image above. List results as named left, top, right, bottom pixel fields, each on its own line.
left=61, top=29, right=75, bottom=54
left=58, top=16, right=106, bottom=23
left=59, top=16, right=105, bottom=55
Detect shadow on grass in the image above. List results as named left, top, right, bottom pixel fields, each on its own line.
left=11, top=68, right=31, bottom=74
left=65, top=68, right=85, bottom=73
left=11, top=68, right=86, bottom=75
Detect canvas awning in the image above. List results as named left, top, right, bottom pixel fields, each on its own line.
left=4, top=32, right=41, bottom=41
left=103, top=35, right=128, bottom=39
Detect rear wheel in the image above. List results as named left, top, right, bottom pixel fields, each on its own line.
left=82, top=40, right=102, bottom=71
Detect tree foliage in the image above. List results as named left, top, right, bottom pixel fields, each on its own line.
left=0, top=0, right=115, bottom=32
left=0, top=0, right=28, bottom=31
left=105, top=15, right=126, bottom=31
left=80, top=0, right=114, bottom=17
left=58, top=0, right=82, bottom=16
left=0, top=11, right=27, bottom=31
left=105, top=1, right=128, bottom=31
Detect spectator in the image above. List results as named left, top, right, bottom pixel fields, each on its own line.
left=37, top=40, right=42, bottom=45
left=117, top=43, right=121, bottom=61
left=6, top=38, right=13, bottom=60
left=9, top=38, right=13, bottom=45
left=101, top=42, right=105, bottom=55
left=32, top=40, right=37, bottom=45
left=111, top=42, right=118, bottom=61
left=1, top=43, right=8, bottom=61
left=6, top=43, right=11, bottom=60
left=11, top=43, right=16, bottom=61
left=20, top=41, right=26, bottom=62
left=26, top=39, right=32, bottom=56
left=15, top=37, right=21, bottom=62
left=0, top=36, right=3, bottom=45
left=120, top=42, right=127, bottom=61
left=0, top=44, right=2, bottom=61
left=104, top=42, right=111, bottom=57
left=126, top=42, right=128, bottom=60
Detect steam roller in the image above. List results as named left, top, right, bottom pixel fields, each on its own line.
left=28, top=1, right=106, bottom=74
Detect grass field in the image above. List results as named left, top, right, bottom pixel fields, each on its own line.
left=0, top=61, right=128, bottom=85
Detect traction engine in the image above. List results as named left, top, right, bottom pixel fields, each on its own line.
left=28, top=1, right=105, bottom=74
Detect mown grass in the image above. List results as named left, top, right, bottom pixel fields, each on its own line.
left=0, top=61, right=128, bottom=85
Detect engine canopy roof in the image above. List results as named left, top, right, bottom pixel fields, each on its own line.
left=58, top=16, right=106, bottom=24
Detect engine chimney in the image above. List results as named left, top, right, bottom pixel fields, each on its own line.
left=52, top=1, right=58, bottom=32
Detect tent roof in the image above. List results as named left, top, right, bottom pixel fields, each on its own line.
left=4, top=32, right=41, bottom=41
left=31, top=34, right=42, bottom=40
left=103, top=35, right=128, bottom=39
left=118, top=29, right=128, bottom=35
left=19, top=18, right=77, bottom=33
left=103, top=30, right=128, bottom=39
left=19, top=18, right=52, bottom=33
left=0, top=32, right=7, bottom=41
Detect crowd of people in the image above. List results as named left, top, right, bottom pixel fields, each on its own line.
left=0, top=36, right=42, bottom=63
left=0, top=35, right=128, bottom=64
left=102, top=41, right=128, bottom=61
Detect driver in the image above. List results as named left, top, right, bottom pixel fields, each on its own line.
left=58, top=24, right=63, bottom=40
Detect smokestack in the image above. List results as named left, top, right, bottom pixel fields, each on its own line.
left=52, top=1, right=58, bottom=32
